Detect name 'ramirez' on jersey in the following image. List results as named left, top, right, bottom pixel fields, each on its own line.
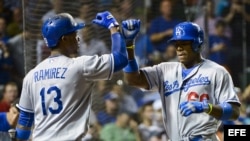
left=34, top=67, right=68, bottom=82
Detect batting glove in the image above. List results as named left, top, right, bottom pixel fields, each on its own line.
left=121, top=19, right=140, bottom=41
left=179, top=100, right=209, bottom=117
left=92, top=11, right=119, bottom=29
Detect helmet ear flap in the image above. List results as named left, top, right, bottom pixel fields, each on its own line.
left=192, top=27, right=204, bottom=52
left=192, top=38, right=203, bottom=52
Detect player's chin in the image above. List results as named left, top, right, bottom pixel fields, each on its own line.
left=177, top=56, right=186, bottom=63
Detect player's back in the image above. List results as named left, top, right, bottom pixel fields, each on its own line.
left=20, top=54, right=113, bottom=140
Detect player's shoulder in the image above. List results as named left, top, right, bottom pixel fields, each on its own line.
left=22, top=68, right=36, bottom=85
left=158, top=61, right=180, bottom=67
left=203, top=59, right=230, bottom=74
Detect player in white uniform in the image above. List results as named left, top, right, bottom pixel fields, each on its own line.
left=121, top=20, right=241, bottom=141
left=14, top=11, right=128, bottom=141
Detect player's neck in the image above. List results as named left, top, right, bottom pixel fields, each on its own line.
left=183, top=56, right=203, bottom=69
left=50, top=49, right=67, bottom=57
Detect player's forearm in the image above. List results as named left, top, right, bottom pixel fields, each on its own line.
left=123, top=41, right=149, bottom=89
left=16, top=110, right=34, bottom=140
left=124, top=39, right=135, bottom=60
left=206, top=102, right=240, bottom=120
left=111, top=31, right=128, bottom=72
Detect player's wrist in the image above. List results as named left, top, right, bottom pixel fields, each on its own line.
left=125, top=40, right=134, bottom=46
left=205, top=103, right=213, bottom=114
left=126, top=45, right=135, bottom=50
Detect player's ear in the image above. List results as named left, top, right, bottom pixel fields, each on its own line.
left=61, top=36, right=66, bottom=41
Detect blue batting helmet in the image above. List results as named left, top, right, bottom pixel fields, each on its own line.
left=168, top=22, right=204, bottom=52
left=42, top=13, right=85, bottom=48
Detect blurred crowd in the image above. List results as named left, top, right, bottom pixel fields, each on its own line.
left=1, top=0, right=250, bottom=141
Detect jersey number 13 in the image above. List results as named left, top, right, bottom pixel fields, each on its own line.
left=40, top=86, right=63, bottom=115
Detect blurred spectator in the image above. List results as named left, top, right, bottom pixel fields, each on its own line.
left=6, top=32, right=27, bottom=87
left=0, top=82, right=18, bottom=112
left=148, top=0, right=181, bottom=53
left=0, top=17, right=9, bottom=44
left=112, top=79, right=139, bottom=115
left=134, top=19, right=154, bottom=67
left=76, top=2, right=94, bottom=23
left=162, top=44, right=178, bottom=62
left=134, top=33, right=154, bottom=67
left=78, top=25, right=109, bottom=56
left=98, top=0, right=113, bottom=10
left=41, top=0, right=63, bottom=23
left=96, top=92, right=119, bottom=127
left=138, top=102, right=165, bottom=141
left=193, top=0, right=232, bottom=58
left=0, top=41, right=13, bottom=86
left=152, top=99, right=164, bottom=129
left=208, top=19, right=231, bottom=72
left=6, top=7, right=23, bottom=37
left=119, top=0, right=135, bottom=20
left=75, top=2, right=96, bottom=38
left=242, top=84, right=250, bottom=117
left=219, top=0, right=250, bottom=86
left=100, top=111, right=141, bottom=141
left=194, top=0, right=232, bottom=38
left=91, top=80, right=110, bottom=114
left=82, top=109, right=102, bottom=141
left=0, top=1, right=12, bottom=24
left=0, top=98, right=19, bottom=141
left=3, top=0, right=22, bottom=10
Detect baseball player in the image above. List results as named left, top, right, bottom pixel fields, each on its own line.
left=121, top=20, right=241, bottom=141
left=14, top=11, right=128, bottom=140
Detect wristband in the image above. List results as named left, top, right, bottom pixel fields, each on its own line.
left=219, top=102, right=233, bottom=120
left=123, top=59, right=139, bottom=73
left=126, top=45, right=134, bottom=49
left=206, top=103, right=213, bottom=114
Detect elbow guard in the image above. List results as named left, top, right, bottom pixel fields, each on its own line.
left=219, top=102, right=233, bottom=120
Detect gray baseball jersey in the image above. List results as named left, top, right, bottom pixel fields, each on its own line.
left=18, top=54, right=114, bottom=140
left=141, top=59, right=240, bottom=141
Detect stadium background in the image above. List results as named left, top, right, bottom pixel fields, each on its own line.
left=21, top=0, right=250, bottom=89
left=1, top=0, right=250, bottom=140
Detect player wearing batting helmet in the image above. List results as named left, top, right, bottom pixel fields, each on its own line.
left=122, top=20, right=240, bottom=141
left=14, top=12, right=128, bottom=140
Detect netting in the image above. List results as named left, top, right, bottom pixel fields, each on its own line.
left=21, top=0, right=145, bottom=117
left=20, top=1, right=250, bottom=140
left=22, top=0, right=140, bottom=74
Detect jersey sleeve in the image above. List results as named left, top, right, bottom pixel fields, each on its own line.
left=140, top=64, right=163, bottom=90
left=215, top=71, right=241, bottom=105
left=77, top=54, right=114, bottom=81
left=18, top=73, right=34, bottom=113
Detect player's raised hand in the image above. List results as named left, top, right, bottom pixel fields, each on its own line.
left=121, top=19, right=140, bottom=41
left=92, top=11, right=119, bottom=29
left=179, top=100, right=209, bottom=117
